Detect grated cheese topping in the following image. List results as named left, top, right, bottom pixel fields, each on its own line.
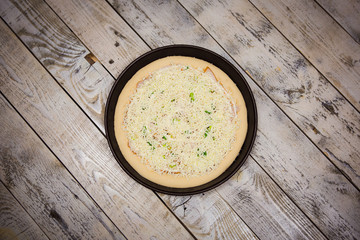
left=123, top=64, right=238, bottom=176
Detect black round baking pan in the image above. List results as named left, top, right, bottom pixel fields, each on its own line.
left=105, top=45, right=257, bottom=195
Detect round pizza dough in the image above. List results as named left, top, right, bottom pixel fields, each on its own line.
left=114, top=56, right=247, bottom=188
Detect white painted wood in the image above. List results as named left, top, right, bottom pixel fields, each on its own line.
left=0, top=183, right=48, bottom=240
left=249, top=0, right=360, bottom=110
left=0, top=0, right=259, bottom=238
left=179, top=0, right=360, bottom=190
left=110, top=0, right=360, bottom=239
left=246, top=75, right=360, bottom=240
left=162, top=191, right=259, bottom=240
left=0, top=20, right=193, bottom=240
left=0, top=95, right=126, bottom=239
left=316, top=0, right=360, bottom=43
left=44, top=0, right=149, bottom=78
left=217, top=157, right=327, bottom=240
left=108, top=1, right=329, bottom=239
left=0, top=0, right=114, bottom=132
left=1, top=0, right=359, bottom=239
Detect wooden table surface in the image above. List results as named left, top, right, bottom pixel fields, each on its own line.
left=1, top=0, right=359, bottom=239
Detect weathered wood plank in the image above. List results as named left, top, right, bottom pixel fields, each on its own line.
left=217, top=157, right=328, bottom=240
left=0, top=0, right=248, bottom=239
left=0, top=183, right=48, bottom=240
left=44, top=0, right=149, bottom=78
left=34, top=0, right=331, bottom=238
left=114, top=2, right=358, bottom=238
left=33, top=0, right=358, bottom=238
left=179, top=0, right=360, bottom=190
left=249, top=0, right=360, bottom=110
left=0, top=94, right=126, bottom=239
left=0, top=19, right=193, bottom=240
left=0, top=0, right=114, bottom=132
left=108, top=1, right=329, bottom=239
left=162, top=190, right=259, bottom=240
left=316, top=0, right=360, bottom=44
left=0, top=0, right=261, bottom=238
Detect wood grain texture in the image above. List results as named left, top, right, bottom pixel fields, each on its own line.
left=247, top=78, right=360, bottom=239
left=0, top=183, right=48, bottom=240
left=2, top=0, right=359, bottom=239
left=1, top=0, right=260, bottom=238
left=316, top=0, right=360, bottom=43
left=249, top=0, right=360, bottom=111
left=44, top=0, right=149, bottom=78
left=179, top=0, right=360, bottom=190
left=0, top=20, right=193, bottom=240
left=108, top=1, right=329, bottom=239
left=0, top=95, right=126, bottom=240
left=162, top=191, right=259, bottom=240
left=0, top=0, right=114, bottom=132
left=217, top=157, right=327, bottom=240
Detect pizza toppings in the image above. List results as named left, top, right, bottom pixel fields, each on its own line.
left=123, top=64, right=239, bottom=176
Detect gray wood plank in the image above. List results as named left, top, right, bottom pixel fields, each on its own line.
left=107, top=1, right=329, bottom=239
left=0, top=95, right=126, bottom=239
left=316, top=0, right=360, bottom=43
left=0, top=0, right=262, bottom=239
left=162, top=190, right=260, bottom=240
left=31, top=0, right=329, bottom=238
left=249, top=0, right=360, bottom=111
left=179, top=0, right=360, bottom=191
left=2, top=0, right=359, bottom=239
left=1, top=0, right=259, bottom=239
left=0, top=19, right=193, bottom=240
left=0, top=182, right=48, bottom=240
left=110, top=0, right=360, bottom=239
left=44, top=0, right=149, bottom=78
left=0, top=0, right=113, bottom=132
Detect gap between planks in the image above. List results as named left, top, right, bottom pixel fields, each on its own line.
left=0, top=18, right=195, bottom=239
left=0, top=0, right=258, bottom=238
left=0, top=0, right=358, bottom=238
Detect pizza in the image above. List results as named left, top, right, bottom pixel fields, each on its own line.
left=114, top=56, right=247, bottom=188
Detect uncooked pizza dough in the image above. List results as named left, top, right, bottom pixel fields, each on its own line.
left=114, top=56, right=247, bottom=188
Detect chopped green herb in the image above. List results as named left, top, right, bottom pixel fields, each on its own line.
left=185, top=66, right=189, bottom=70
left=203, top=151, right=207, bottom=156
left=205, top=110, right=211, bottom=114
left=171, top=99, right=175, bottom=102
left=190, top=92, right=194, bottom=102
left=142, top=107, right=146, bottom=110
left=147, top=142, right=152, bottom=146
left=162, top=136, right=167, bottom=140
left=161, top=90, right=164, bottom=94
left=142, top=126, right=147, bottom=134
left=148, top=91, right=155, bottom=98
left=169, top=164, right=176, bottom=168
left=212, top=136, right=215, bottom=140
left=204, top=126, right=212, bottom=138
left=163, top=155, right=165, bottom=159
left=210, top=90, right=215, bottom=93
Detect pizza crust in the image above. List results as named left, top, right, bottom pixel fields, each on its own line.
left=114, top=56, right=247, bottom=188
